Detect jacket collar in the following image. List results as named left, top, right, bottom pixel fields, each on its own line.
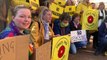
left=9, top=21, right=23, bottom=35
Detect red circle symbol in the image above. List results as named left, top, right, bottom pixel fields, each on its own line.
left=88, top=16, right=93, bottom=23
left=58, top=45, right=65, bottom=58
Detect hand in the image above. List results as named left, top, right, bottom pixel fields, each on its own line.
left=67, top=34, right=70, bottom=36
left=70, top=39, right=74, bottom=43
left=55, top=34, right=61, bottom=37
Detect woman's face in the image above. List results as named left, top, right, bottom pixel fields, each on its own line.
left=91, top=4, right=96, bottom=9
left=66, top=0, right=73, bottom=6
left=74, top=16, right=80, bottom=23
left=99, top=4, right=105, bottom=10
left=13, top=9, right=31, bottom=30
left=43, top=11, right=52, bottom=23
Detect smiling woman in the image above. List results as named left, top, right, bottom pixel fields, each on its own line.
left=0, top=5, right=31, bottom=39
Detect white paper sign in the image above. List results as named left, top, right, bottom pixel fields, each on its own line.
left=70, top=30, right=87, bottom=42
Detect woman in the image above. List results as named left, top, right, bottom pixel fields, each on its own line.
left=53, top=12, right=71, bottom=36
left=0, top=5, right=31, bottom=38
left=98, top=2, right=107, bottom=27
left=69, top=13, right=87, bottom=54
left=30, top=6, right=54, bottom=48
left=95, top=19, right=107, bottom=56
left=0, top=5, right=33, bottom=56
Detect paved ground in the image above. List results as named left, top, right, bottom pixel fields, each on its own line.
left=68, top=37, right=107, bottom=60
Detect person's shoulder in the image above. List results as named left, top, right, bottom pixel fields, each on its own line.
left=0, top=27, right=12, bottom=39
left=54, top=19, right=60, bottom=23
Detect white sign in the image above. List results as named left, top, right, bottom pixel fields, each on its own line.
left=70, top=30, right=87, bottom=42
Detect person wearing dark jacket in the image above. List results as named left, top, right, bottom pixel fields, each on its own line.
left=69, top=13, right=87, bottom=54
left=95, top=19, right=107, bottom=56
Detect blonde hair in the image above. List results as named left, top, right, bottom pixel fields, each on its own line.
left=38, top=6, right=51, bottom=22
left=12, top=5, right=30, bottom=16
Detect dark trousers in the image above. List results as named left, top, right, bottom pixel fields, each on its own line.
left=96, top=37, right=107, bottom=53
left=92, top=31, right=98, bottom=49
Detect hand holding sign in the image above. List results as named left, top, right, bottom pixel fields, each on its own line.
left=52, top=35, right=70, bottom=60
left=82, top=9, right=98, bottom=30
left=64, top=6, right=76, bottom=16
left=49, top=3, right=64, bottom=18
left=30, top=0, right=39, bottom=10
left=54, top=0, right=66, bottom=6
left=70, top=30, right=87, bottom=43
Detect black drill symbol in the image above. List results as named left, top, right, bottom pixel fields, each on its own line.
left=58, top=2, right=61, bottom=4
left=56, top=8, right=59, bottom=11
left=69, top=8, right=72, bottom=11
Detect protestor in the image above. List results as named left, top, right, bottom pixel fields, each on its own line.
left=76, top=0, right=92, bottom=44
left=92, top=2, right=107, bottom=49
left=95, top=17, right=107, bottom=56
left=69, top=13, right=87, bottom=54
left=7, top=0, right=31, bottom=26
left=53, top=12, right=71, bottom=36
left=91, top=3, right=96, bottom=9
left=89, top=3, right=98, bottom=49
left=53, top=12, right=76, bottom=54
left=30, top=6, right=54, bottom=48
left=0, top=5, right=33, bottom=56
left=98, top=2, right=107, bottom=27
left=0, top=5, right=31, bottom=39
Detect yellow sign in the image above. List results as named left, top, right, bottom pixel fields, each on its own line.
left=51, top=35, right=70, bottom=60
left=49, top=3, right=64, bottom=18
left=64, top=6, right=76, bottom=16
left=82, top=9, right=98, bottom=30
left=30, top=0, right=39, bottom=10
left=18, top=0, right=26, bottom=1
left=54, top=0, right=66, bottom=6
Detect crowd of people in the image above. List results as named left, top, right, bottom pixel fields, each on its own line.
left=0, top=0, right=107, bottom=59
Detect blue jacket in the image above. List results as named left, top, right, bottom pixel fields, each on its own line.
left=53, top=20, right=71, bottom=35
left=0, top=21, right=22, bottom=39
left=98, top=22, right=107, bottom=39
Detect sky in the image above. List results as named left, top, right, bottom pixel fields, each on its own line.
left=90, top=0, right=107, bottom=3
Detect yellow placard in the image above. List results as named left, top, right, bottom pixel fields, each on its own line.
left=51, top=35, right=70, bottom=60
left=49, top=3, right=64, bottom=18
left=30, top=0, right=39, bottom=10
left=64, top=6, right=76, bottom=16
left=18, top=0, right=26, bottom=1
left=82, top=9, right=98, bottom=30
left=54, top=0, right=66, bottom=6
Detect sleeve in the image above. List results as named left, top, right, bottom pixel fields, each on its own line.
left=99, top=22, right=106, bottom=37
left=30, top=22, right=40, bottom=48
left=53, top=20, right=61, bottom=35
left=69, top=21, right=75, bottom=31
